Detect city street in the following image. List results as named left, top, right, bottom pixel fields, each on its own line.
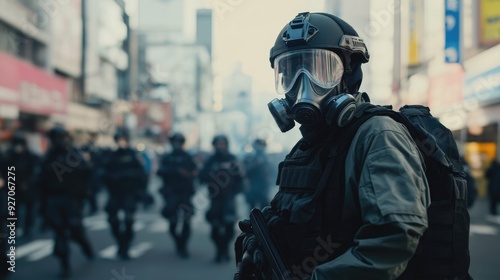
left=8, top=185, right=240, bottom=280
left=468, top=197, right=500, bottom=280
left=5, top=187, right=500, bottom=280
left=1, top=0, right=500, bottom=280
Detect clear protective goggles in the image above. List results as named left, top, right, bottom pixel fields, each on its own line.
left=274, top=49, right=344, bottom=95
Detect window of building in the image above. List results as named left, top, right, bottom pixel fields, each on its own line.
left=0, top=21, right=47, bottom=67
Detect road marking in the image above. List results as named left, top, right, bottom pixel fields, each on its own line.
left=84, top=213, right=106, bottom=220
left=99, top=245, right=118, bottom=259
left=133, top=221, right=146, bottom=232
left=27, top=241, right=54, bottom=261
left=470, top=224, right=498, bottom=235
left=486, top=215, right=500, bottom=225
left=85, top=219, right=109, bottom=231
left=84, top=216, right=158, bottom=232
left=98, top=243, right=153, bottom=259
left=16, top=239, right=52, bottom=259
left=129, top=242, right=153, bottom=258
left=148, top=220, right=168, bottom=233
left=191, top=220, right=210, bottom=232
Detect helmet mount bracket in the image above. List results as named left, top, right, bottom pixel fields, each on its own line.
left=282, top=12, right=319, bottom=47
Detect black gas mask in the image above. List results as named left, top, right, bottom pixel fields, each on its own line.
left=268, top=12, right=370, bottom=133
left=48, top=127, right=71, bottom=150
left=212, top=135, right=229, bottom=156
left=268, top=48, right=357, bottom=132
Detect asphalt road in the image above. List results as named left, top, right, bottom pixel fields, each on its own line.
left=4, top=188, right=500, bottom=280
left=468, top=197, right=500, bottom=280
left=6, top=186, right=241, bottom=280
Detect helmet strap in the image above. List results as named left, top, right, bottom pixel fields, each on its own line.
left=340, top=50, right=353, bottom=94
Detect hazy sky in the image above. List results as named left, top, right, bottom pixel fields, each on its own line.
left=131, top=0, right=325, bottom=95
left=128, top=0, right=326, bottom=150
left=207, top=0, right=326, bottom=150
left=209, top=0, right=326, bottom=95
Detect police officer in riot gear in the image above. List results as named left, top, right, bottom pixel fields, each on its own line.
left=266, top=12, right=369, bottom=132
left=234, top=12, right=430, bottom=279
left=80, top=132, right=104, bottom=215
left=157, top=132, right=198, bottom=258
left=102, top=130, right=147, bottom=260
left=200, top=135, right=244, bottom=263
left=2, top=134, right=40, bottom=237
left=243, top=139, right=272, bottom=210
left=39, top=126, right=94, bottom=278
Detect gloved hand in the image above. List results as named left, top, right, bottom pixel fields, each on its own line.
left=234, top=231, right=266, bottom=279
left=234, top=207, right=275, bottom=280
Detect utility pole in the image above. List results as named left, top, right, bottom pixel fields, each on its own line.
left=392, top=0, right=402, bottom=108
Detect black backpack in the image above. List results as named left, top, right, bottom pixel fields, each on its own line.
left=321, top=104, right=471, bottom=280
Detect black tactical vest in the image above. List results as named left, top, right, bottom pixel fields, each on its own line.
left=268, top=140, right=356, bottom=273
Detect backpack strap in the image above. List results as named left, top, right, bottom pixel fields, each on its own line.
left=310, top=103, right=380, bottom=204
left=326, top=104, right=384, bottom=234
left=311, top=103, right=384, bottom=239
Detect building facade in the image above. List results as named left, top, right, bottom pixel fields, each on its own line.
left=326, top=0, right=500, bottom=196
left=0, top=0, right=134, bottom=152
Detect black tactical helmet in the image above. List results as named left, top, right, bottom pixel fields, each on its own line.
left=253, top=138, right=266, bottom=147
left=113, top=129, right=130, bottom=142
left=169, top=132, right=186, bottom=144
left=270, top=12, right=369, bottom=67
left=10, top=133, right=27, bottom=146
left=48, top=126, right=69, bottom=143
left=212, top=134, right=228, bottom=146
left=270, top=12, right=369, bottom=94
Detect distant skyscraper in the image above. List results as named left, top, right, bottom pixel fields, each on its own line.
left=196, top=9, right=212, bottom=58
left=137, top=0, right=187, bottom=44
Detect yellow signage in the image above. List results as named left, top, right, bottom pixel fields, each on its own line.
left=480, top=0, right=500, bottom=45
left=409, top=0, right=423, bottom=66
left=409, top=31, right=419, bottom=66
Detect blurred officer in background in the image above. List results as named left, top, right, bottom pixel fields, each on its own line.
left=80, top=132, right=104, bottom=215
left=102, top=129, right=147, bottom=260
left=199, top=135, right=244, bottom=263
left=138, top=147, right=155, bottom=211
left=486, top=159, right=500, bottom=215
left=1, top=133, right=39, bottom=237
left=157, top=132, right=198, bottom=258
left=39, top=127, right=94, bottom=278
left=242, top=138, right=272, bottom=210
left=461, top=157, right=477, bottom=209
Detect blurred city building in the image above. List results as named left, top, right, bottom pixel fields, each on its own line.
left=0, top=0, right=69, bottom=153
left=137, top=0, right=213, bottom=151
left=81, top=0, right=131, bottom=146
left=0, top=0, right=135, bottom=152
left=326, top=0, right=500, bottom=197
left=215, top=62, right=253, bottom=154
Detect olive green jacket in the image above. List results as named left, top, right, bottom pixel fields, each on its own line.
left=311, top=115, right=431, bottom=280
